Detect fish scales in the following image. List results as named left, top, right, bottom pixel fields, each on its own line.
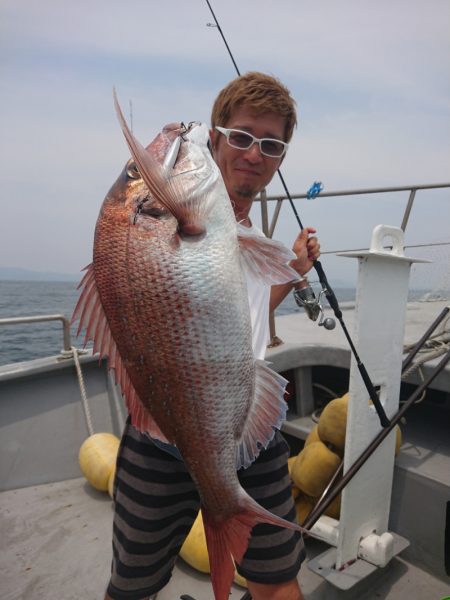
left=92, top=155, right=255, bottom=507
left=73, top=104, right=304, bottom=600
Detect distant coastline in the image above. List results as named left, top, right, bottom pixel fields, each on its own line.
left=0, top=267, right=81, bottom=282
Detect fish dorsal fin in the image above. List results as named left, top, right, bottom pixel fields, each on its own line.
left=237, top=223, right=300, bottom=285
left=71, top=264, right=169, bottom=442
left=236, top=360, right=289, bottom=469
left=114, top=90, right=211, bottom=236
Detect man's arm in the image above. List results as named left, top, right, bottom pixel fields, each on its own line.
left=270, top=278, right=309, bottom=312
left=270, top=227, right=320, bottom=312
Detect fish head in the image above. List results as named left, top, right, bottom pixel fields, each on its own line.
left=100, top=121, right=204, bottom=236
left=114, top=92, right=228, bottom=237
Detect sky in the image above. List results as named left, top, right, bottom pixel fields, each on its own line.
left=0, top=0, right=449, bottom=286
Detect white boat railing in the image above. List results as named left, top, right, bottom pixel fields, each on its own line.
left=0, top=314, right=72, bottom=353
left=255, top=182, right=450, bottom=344
left=256, top=182, right=450, bottom=239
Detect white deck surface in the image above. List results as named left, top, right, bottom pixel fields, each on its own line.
left=1, top=477, right=449, bottom=600
left=274, top=299, right=449, bottom=354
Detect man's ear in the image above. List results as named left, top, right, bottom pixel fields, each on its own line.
left=209, top=128, right=217, bottom=155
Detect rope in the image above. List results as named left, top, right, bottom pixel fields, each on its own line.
left=71, top=346, right=95, bottom=437
left=402, top=340, right=450, bottom=379
left=402, top=315, right=450, bottom=379
left=401, top=315, right=450, bottom=403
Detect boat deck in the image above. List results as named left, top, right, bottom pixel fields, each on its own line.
left=1, top=476, right=449, bottom=600
left=1, top=300, right=449, bottom=599
left=273, top=299, right=449, bottom=372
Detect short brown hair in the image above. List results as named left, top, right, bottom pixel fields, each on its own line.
left=211, top=71, right=297, bottom=142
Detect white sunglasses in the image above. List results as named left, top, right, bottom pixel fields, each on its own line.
left=215, top=126, right=288, bottom=158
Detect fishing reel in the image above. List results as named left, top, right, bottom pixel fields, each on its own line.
left=293, top=284, right=336, bottom=330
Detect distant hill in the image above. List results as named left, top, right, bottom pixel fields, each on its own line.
left=0, top=267, right=81, bottom=282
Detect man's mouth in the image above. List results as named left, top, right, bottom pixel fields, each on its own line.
left=235, top=166, right=261, bottom=176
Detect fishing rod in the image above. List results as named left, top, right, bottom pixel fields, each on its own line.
left=204, top=0, right=390, bottom=428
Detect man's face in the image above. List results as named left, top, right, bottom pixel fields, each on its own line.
left=210, top=106, right=286, bottom=206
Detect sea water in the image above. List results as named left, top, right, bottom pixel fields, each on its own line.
left=0, top=279, right=439, bottom=367
left=0, top=280, right=82, bottom=366
left=0, top=280, right=359, bottom=367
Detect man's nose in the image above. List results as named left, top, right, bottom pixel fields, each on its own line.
left=243, top=141, right=263, bottom=161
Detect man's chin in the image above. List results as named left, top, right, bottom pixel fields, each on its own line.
left=233, top=184, right=259, bottom=199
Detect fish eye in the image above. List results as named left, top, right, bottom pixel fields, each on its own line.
left=126, top=161, right=141, bottom=180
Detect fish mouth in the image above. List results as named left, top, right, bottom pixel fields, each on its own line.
left=133, top=195, right=171, bottom=222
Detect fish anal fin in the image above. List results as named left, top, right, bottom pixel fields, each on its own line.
left=72, top=264, right=169, bottom=444
left=202, top=493, right=303, bottom=600
left=238, top=224, right=301, bottom=285
left=127, top=390, right=169, bottom=442
left=236, top=360, right=289, bottom=469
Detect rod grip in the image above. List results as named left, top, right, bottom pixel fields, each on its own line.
left=358, top=362, right=391, bottom=427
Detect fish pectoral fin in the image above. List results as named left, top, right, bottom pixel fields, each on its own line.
left=237, top=223, right=301, bottom=285
left=114, top=89, right=211, bottom=236
left=235, top=360, right=289, bottom=469
left=72, top=264, right=170, bottom=444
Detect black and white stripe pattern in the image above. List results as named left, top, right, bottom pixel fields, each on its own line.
left=106, top=423, right=304, bottom=599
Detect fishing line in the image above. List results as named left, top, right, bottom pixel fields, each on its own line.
left=204, top=0, right=390, bottom=428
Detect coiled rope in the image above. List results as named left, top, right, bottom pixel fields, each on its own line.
left=401, top=311, right=450, bottom=403
left=402, top=314, right=450, bottom=379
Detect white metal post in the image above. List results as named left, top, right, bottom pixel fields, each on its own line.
left=337, top=225, right=424, bottom=567
left=308, top=225, right=427, bottom=588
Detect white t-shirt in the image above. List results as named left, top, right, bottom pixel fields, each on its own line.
left=240, top=223, right=271, bottom=360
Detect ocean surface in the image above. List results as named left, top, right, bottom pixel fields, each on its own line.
left=0, top=279, right=430, bottom=367
left=0, top=280, right=83, bottom=366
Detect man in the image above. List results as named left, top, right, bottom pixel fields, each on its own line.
left=105, top=72, right=320, bottom=600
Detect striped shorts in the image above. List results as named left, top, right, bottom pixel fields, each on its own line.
left=106, top=421, right=305, bottom=599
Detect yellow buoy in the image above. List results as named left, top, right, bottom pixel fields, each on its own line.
left=317, top=394, right=349, bottom=452
left=289, top=391, right=402, bottom=525
left=179, top=511, right=210, bottom=573
left=234, top=570, right=248, bottom=589
left=324, top=493, right=341, bottom=520
left=295, top=494, right=316, bottom=525
left=291, top=441, right=341, bottom=498
left=179, top=511, right=247, bottom=588
left=395, top=425, right=402, bottom=455
left=304, top=424, right=321, bottom=447
left=287, top=455, right=296, bottom=476
left=78, top=433, right=120, bottom=492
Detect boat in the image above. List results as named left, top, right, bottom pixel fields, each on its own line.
left=1, top=182, right=449, bottom=600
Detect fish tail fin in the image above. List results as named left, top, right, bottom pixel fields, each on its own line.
left=202, top=493, right=303, bottom=600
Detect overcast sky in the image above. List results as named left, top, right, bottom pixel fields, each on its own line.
left=1, top=0, right=449, bottom=285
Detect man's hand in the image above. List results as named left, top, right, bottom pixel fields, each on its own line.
left=269, top=226, right=320, bottom=312
left=290, top=226, right=320, bottom=277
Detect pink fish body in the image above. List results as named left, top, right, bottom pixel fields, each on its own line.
left=73, top=96, right=304, bottom=600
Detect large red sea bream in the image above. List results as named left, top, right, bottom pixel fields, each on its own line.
left=73, top=93, right=304, bottom=600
